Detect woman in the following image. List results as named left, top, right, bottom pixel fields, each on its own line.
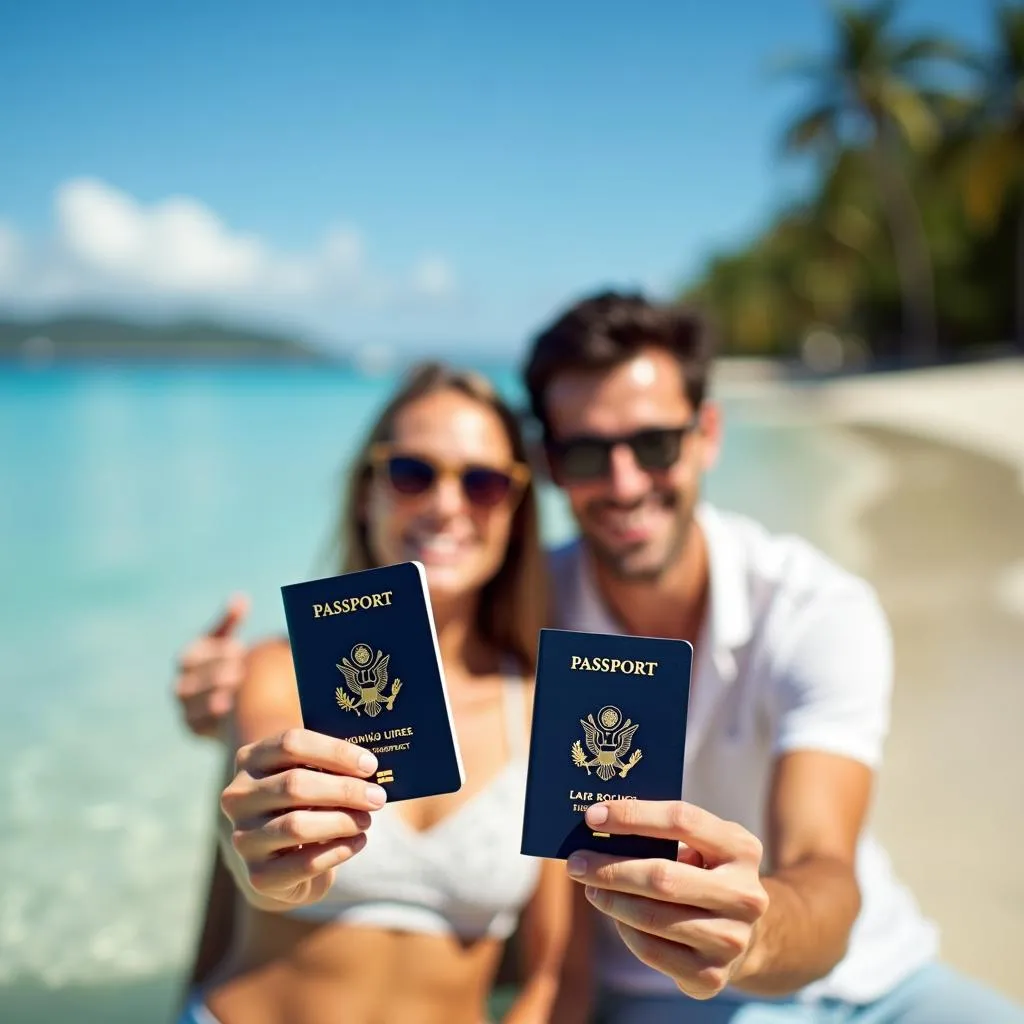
left=177, top=362, right=582, bottom=1024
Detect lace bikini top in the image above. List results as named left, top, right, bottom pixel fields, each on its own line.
left=286, top=670, right=540, bottom=942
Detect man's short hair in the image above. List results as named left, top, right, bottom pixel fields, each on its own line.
left=522, top=290, right=716, bottom=436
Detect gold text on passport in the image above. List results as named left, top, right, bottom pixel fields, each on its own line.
left=335, top=643, right=403, bottom=717
left=313, top=590, right=394, bottom=618
left=569, top=655, right=658, bottom=676
left=570, top=790, right=637, bottom=813
left=349, top=726, right=414, bottom=745
left=571, top=705, right=643, bottom=781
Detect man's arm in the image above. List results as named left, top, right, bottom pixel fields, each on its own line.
left=566, top=755, right=870, bottom=1000
left=567, top=578, right=893, bottom=999
left=174, top=595, right=250, bottom=742
left=736, top=576, right=892, bottom=991
left=731, top=750, right=871, bottom=994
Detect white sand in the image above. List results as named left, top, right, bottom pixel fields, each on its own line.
left=720, top=357, right=1024, bottom=620
left=800, top=359, right=1024, bottom=1001
left=720, top=358, right=1024, bottom=1001
left=811, top=359, right=1024, bottom=485
left=814, top=359, right=1024, bottom=624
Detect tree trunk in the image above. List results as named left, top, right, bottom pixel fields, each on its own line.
left=868, top=136, right=938, bottom=366
left=1016, top=199, right=1024, bottom=354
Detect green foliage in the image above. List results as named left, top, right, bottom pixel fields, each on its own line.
left=683, top=1, right=1024, bottom=365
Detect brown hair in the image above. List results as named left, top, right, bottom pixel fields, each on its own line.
left=522, top=290, right=716, bottom=436
left=331, top=361, right=547, bottom=675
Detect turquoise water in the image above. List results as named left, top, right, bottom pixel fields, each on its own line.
left=0, top=363, right=848, bottom=1022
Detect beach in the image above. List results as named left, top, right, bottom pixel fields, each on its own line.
left=787, top=360, right=1024, bottom=1002
left=1, top=358, right=1022, bottom=1022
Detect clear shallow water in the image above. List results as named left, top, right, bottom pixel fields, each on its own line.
left=0, top=363, right=849, bottom=1017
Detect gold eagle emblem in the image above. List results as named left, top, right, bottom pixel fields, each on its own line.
left=571, top=705, right=642, bottom=781
left=335, top=643, right=402, bottom=717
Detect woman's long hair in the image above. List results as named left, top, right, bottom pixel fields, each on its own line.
left=330, top=361, right=547, bottom=676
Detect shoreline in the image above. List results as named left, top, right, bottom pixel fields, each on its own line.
left=718, top=356, right=1024, bottom=475
left=720, top=357, right=1024, bottom=623
left=732, top=359, right=1024, bottom=1001
left=844, top=424, right=1024, bottom=1002
left=722, top=358, right=1024, bottom=999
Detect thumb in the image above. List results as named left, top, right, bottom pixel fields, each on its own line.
left=208, top=593, right=250, bottom=638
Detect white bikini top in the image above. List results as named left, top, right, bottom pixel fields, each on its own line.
left=286, top=670, right=541, bottom=942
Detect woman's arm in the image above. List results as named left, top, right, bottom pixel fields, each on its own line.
left=210, top=639, right=307, bottom=911
left=177, top=639, right=293, bottom=1009
left=214, top=638, right=381, bottom=912
left=501, top=859, right=579, bottom=1024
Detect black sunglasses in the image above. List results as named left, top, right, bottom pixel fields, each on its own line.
left=369, top=445, right=530, bottom=508
left=546, top=421, right=700, bottom=481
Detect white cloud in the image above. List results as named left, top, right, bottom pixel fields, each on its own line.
left=0, top=178, right=458, bottom=324
left=410, top=255, right=458, bottom=300
left=56, top=180, right=266, bottom=294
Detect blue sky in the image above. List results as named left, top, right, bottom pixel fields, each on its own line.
left=0, top=0, right=989, bottom=357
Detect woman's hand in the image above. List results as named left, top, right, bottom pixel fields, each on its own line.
left=220, top=728, right=387, bottom=908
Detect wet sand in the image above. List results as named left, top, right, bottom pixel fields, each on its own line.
left=839, top=424, right=1024, bottom=1003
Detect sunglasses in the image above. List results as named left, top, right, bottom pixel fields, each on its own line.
left=369, top=445, right=530, bottom=508
left=546, top=421, right=700, bottom=482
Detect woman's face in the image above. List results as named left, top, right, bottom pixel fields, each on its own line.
left=364, top=389, right=524, bottom=603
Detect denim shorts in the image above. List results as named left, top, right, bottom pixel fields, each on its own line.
left=175, top=991, right=222, bottom=1024
left=596, top=962, right=1024, bottom=1024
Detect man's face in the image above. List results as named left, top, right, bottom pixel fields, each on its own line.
left=543, top=347, right=720, bottom=580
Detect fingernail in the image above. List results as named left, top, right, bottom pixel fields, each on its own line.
left=567, top=853, right=588, bottom=877
left=357, top=751, right=378, bottom=775
left=585, top=885, right=600, bottom=902
left=586, top=803, right=608, bottom=826
left=366, top=784, right=387, bottom=808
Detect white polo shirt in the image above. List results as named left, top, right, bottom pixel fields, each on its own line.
left=547, top=502, right=940, bottom=1005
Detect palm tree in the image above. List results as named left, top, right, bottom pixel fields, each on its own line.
left=775, top=0, right=962, bottom=365
left=957, top=3, right=1024, bottom=351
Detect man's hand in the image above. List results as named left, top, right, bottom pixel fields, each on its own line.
left=174, top=594, right=250, bottom=739
left=566, top=800, right=769, bottom=1000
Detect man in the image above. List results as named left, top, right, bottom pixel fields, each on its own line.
left=175, top=292, right=1023, bottom=1021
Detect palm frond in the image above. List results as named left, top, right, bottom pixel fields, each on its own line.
left=781, top=103, right=841, bottom=153
left=893, top=35, right=969, bottom=69
left=962, top=128, right=1024, bottom=228
left=878, top=77, right=941, bottom=150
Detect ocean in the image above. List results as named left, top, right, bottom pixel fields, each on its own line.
left=0, top=362, right=851, bottom=1023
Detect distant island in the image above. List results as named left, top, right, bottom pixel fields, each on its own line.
left=0, top=313, right=341, bottom=364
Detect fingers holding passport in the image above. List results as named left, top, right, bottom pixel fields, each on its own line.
left=221, top=728, right=386, bottom=904
left=238, top=727, right=381, bottom=778
left=566, top=799, right=769, bottom=999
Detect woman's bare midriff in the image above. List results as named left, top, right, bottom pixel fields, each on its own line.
left=202, top=903, right=505, bottom=1024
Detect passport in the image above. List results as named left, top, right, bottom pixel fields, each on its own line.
left=521, top=628, right=692, bottom=861
left=280, top=560, right=465, bottom=802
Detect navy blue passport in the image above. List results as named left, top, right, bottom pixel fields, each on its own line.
left=280, top=561, right=465, bottom=802
left=521, top=628, right=692, bottom=860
